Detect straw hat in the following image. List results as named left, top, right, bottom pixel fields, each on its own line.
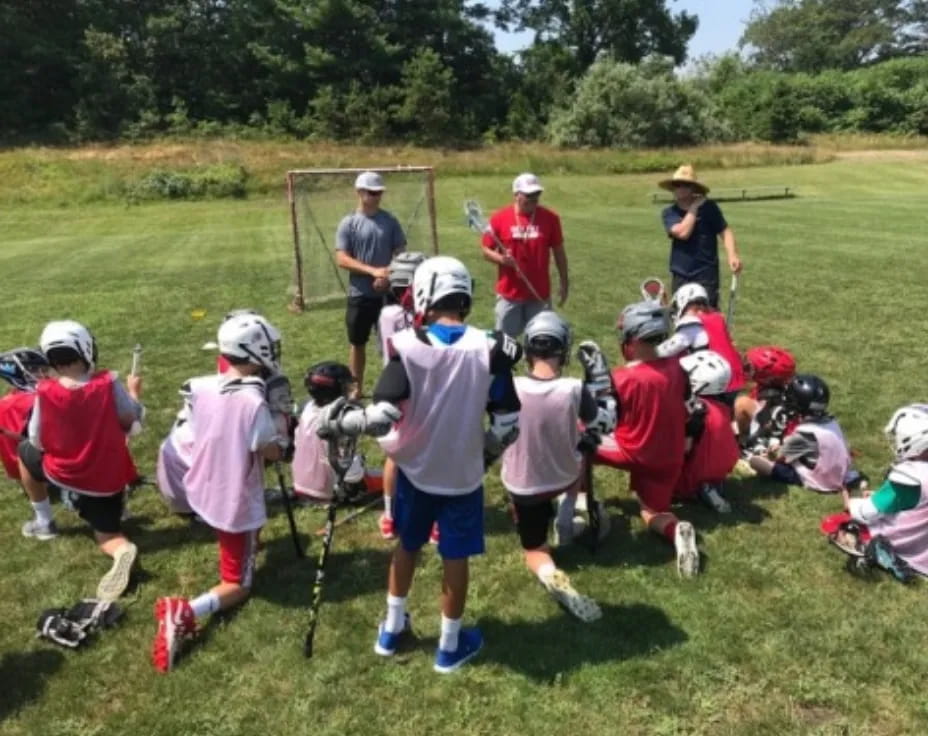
left=659, top=165, right=709, bottom=195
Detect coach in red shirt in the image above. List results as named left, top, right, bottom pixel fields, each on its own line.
left=481, top=173, right=569, bottom=337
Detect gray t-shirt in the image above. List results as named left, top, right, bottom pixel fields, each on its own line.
left=335, top=210, right=406, bottom=297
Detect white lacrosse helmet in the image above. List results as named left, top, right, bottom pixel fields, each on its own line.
left=679, top=350, right=731, bottom=396
left=884, top=404, right=928, bottom=461
left=673, top=282, right=709, bottom=321
left=412, top=256, right=472, bottom=317
left=388, top=251, right=427, bottom=291
left=40, top=320, right=97, bottom=369
left=217, top=313, right=281, bottom=373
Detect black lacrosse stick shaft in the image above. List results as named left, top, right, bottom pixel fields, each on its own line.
left=304, top=430, right=357, bottom=658
left=304, top=497, right=337, bottom=657
left=276, top=462, right=304, bottom=559
left=579, top=431, right=601, bottom=554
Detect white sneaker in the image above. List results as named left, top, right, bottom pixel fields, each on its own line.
left=540, top=569, right=602, bottom=623
left=674, top=522, right=699, bottom=578
left=21, top=518, right=58, bottom=541
left=97, top=542, right=138, bottom=601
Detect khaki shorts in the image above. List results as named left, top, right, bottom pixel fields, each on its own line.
left=494, top=296, right=549, bottom=338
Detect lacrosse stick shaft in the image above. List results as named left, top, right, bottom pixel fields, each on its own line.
left=276, top=462, right=304, bottom=559
left=304, top=434, right=357, bottom=658
left=465, top=200, right=545, bottom=303
left=314, top=494, right=380, bottom=535
left=579, top=435, right=601, bottom=553
left=726, top=273, right=739, bottom=327
left=130, top=344, right=142, bottom=377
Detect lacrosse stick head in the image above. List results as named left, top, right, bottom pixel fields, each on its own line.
left=325, top=400, right=362, bottom=491
left=0, top=347, right=50, bottom=391
left=463, top=200, right=488, bottom=233
left=640, top=277, right=667, bottom=305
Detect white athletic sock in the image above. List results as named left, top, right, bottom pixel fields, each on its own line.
left=439, top=615, right=461, bottom=652
left=383, top=495, right=394, bottom=520
left=536, top=562, right=557, bottom=584
left=190, top=592, right=220, bottom=619
left=385, top=594, right=406, bottom=634
left=31, top=499, right=54, bottom=525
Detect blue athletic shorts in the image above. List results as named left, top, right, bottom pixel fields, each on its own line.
left=394, top=469, right=485, bottom=559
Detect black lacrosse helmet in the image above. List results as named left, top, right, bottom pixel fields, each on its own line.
left=784, top=373, right=830, bottom=417
left=0, top=348, right=49, bottom=391
left=304, top=361, right=355, bottom=406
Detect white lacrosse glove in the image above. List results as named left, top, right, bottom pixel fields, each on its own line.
left=484, top=411, right=519, bottom=466
left=576, top=340, right=612, bottom=396
left=587, top=396, right=618, bottom=436
left=317, top=398, right=401, bottom=439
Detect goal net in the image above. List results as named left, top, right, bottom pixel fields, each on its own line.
left=286, top=166, right=439, bottom=311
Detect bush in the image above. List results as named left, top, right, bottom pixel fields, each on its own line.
left=125, top=163, right=248, bottom=201
left=546, top=55, right=732, bottom=148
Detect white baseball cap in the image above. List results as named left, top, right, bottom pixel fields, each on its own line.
left=512, top=172, right=544, bottom=194
left=354, top=171, right=385, bottom=191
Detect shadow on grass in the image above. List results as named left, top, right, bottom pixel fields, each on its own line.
left=0, top=649, right=64, bottom=723
left=256, top=535, right=391, bottom=607
left=479, top=603, right=687, bottom=682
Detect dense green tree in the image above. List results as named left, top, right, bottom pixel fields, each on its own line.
left=740, top=0, right=928, bottom=72
left=498, top=0, right=698, bottom=71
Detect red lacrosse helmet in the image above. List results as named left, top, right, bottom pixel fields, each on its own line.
left=744, top=345, right=796, bottom=387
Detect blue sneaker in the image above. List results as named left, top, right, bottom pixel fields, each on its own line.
left=434, top=627, right=483, bottom=674
left=374, top=614, right=411, bottom=656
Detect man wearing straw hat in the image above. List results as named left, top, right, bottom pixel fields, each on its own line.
left=659, top=165, right=742, bottom=308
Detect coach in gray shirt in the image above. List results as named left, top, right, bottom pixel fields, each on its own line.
left=335, top=171, right=406, bottom=397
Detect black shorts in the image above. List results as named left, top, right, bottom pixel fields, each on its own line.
left=345, top=296, right=385, bottom=346
left=18, top=439, right=45, bottom=482
left=671, top=273, right=719, bottom=309
left=18, top=440, right=123, bottom=534
left=509, top=492, right=557, bottom=550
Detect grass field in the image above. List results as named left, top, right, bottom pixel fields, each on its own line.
left=1, top=153, right=927, bottom=735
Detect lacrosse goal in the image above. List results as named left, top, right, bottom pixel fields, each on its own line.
left=286, top=166, right=439, bottom=312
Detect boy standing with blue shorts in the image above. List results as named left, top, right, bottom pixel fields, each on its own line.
left=320, top=256, right=522, bottom=673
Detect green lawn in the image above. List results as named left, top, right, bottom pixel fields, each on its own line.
left=2, top=155, right=927, bottom=735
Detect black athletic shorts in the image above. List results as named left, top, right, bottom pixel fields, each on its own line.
left=345, top=296, right=385, bottom=347
left=509, top=492, right=559, bottom=551
left=18, top=439, right=124, bottom=534
left=671, top=273, right=719, bottom=309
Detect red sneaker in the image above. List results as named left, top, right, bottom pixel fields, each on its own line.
left=379, top=513, right=396, bottom=540
left=429, top=522, right=440, bottom=545
left=151, top=597, right=196, bottom=673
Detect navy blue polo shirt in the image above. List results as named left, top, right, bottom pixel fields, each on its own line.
left=662, top=200, right=727, bottom=280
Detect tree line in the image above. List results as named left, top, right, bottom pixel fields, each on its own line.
left=2, top=0, right=927, bottom=147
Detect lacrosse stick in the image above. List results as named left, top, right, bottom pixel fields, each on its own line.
left=726, top=273, right=739, bottom=327
left=275, top=461, right=304, bottom=559
left=463, top=199, right=544, bottom=302
left=640, top=277, right=667, bottom=306
left=314, top=494, right=380, bottom=535
left=304, top=415, right=359, bottom=658
left=577, top=431, right=602, bottom=553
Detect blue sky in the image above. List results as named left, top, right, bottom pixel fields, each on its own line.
left=492, top=0, right=756, bottom=61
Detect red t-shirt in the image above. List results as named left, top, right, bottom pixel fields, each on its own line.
left=0, top=390, right=34, bottom=479
left=482, top=205, right=563, bottom=301
left=38, top=372, right=136, bottom=495
left=612, top=357, right=688, bottom=471
left=676, top=397, right=740, bottom=497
